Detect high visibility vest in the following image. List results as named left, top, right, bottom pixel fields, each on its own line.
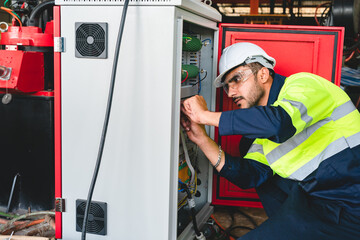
left=244, top=72, right=360, bottom=181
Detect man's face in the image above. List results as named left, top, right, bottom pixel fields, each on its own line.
left=223, top=66, right=265, bottom=109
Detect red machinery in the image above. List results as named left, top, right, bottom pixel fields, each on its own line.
left=0, top=1, right=55, bottom=216
left=0, top=23, right=53, bottom=92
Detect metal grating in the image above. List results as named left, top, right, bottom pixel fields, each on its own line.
left=75, top=22, right=107, bottom=59
left=76, top=199, right=107, bottom=236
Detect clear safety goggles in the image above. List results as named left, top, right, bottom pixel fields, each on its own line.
left=222, top=68, right=254, bottom=94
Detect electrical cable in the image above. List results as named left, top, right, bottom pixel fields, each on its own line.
left=216, top=207, right=258, bottom=239
left=181, top=70, right=189, bottom=83
left=80, top=0, right=130, bottom=239
left=192, top=70, right=207, bottom=86
left=28, top=0, right=54, bottom=27
left=345, top=40, right=360, bottom=52
left=210, top=214, right=236, bottom=240
left=1, top=6, right=21, bottom=19
left=179, top=182, right=202, bottom=238
left=320, top=6, right=330, bottom=25
left=180, top=129, right=195, bottom=186
left=345, top=50, right=356, bottom=62
left=314, top=2, right=331, bottom=26
left=0, top=7, right=22, bottom=27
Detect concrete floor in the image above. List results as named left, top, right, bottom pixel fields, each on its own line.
left=212, top=206, right=268, bottom=239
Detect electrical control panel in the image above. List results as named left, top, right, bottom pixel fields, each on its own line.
left=177, top=21, right=218, bottom=238
left=56, top=1, right=220, bottom=239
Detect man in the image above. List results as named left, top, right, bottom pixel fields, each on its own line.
left=181, top=42, right=360, bottom=239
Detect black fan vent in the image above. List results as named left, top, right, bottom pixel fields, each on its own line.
left=76, top=199, right=107, bottom=235
left=75, top=23, right=107, bottom=59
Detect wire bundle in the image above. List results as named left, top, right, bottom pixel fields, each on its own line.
left=0, top=6, right=22, bottom=27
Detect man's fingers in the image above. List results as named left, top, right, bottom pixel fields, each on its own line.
left=180, top=115, right=191, bottom=131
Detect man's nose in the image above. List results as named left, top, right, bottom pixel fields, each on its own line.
left=227, top=86, right=237, bottom=97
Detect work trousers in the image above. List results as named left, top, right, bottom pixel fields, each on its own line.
left=239, top=175, right=360, bottom=240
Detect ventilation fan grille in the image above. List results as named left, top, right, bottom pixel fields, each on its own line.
left=75, top=22, right=107, bottom=59
left=76, top=199, right=107, bottom=235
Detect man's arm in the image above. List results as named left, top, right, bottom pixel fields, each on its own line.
left=180, top=114, right=224, bottom=172
left=180, top=114, right=273, bottom=188
left=219, top=106, right=296, bottom=143
left=182, top=95, right=296, bottom=143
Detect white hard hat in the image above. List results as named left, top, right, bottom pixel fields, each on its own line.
left=214, top=42, right=276, bottom=88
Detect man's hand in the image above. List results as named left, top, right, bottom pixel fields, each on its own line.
left=181, top=95, right=222, bottom=127
left=180, top=112, right=208, bottom=145
left=181, top=95, right=208, bottom=124
left=180, top=112, right=225, bottom=172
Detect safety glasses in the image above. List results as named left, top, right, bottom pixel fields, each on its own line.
left=222, top=68, right=254, bottom=94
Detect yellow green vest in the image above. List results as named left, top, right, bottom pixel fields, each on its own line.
left=244, top=72, right=360, bottom=180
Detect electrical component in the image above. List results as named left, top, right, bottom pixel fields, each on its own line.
left=183, top=34, right=202, bottom=52
left=182, top=64, right=199, bottom=80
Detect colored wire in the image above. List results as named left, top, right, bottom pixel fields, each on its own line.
left=3, top=0, right=9, bottom=7
left=201, top=38, right=211, bottom=46
left=201, top=38, right=211, bottom=43
left=210, top=214, right=236, bottom=240
left=345, top=50, right=356, bottom=62
left=191, top=70, right=207, bottom=86
left=0, top=7, right=22, bottom=27
left=181, top=70, right=189, bottom=83
left=0, top=211, right=17, bottom=219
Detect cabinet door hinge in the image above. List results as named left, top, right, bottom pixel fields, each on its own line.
left=55, top=198, right=66, bottom=212
left=54, top=37, right=65, bottom=52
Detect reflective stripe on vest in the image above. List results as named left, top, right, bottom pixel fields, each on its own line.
left=289, top=132, right=360, bottom=180
left=245, top=141, right=269, bottom=166
left=266, top=99, right=360, bottom=180
left=282, top=99, right=313, bottom=129
left=248, top=143, right=264, bottom=155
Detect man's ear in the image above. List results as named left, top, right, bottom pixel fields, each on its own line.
left=258, top=67, right=270, bottom=84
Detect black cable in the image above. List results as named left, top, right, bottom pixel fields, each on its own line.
left=191, top=70, right=207, bottom=86
left=222, top=207, right=258, bottom=239
left=28, top=0, right=54, bottom=27
left=344, top=40, right=360, bottom=52
left=180, top=182, right=202, bottom=237
left=191, top=207, right=201, bottom=236
left=80, top=0, right=130, bottom=239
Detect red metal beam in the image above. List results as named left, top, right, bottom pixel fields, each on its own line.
left=250, top=0, right=259, bottom=14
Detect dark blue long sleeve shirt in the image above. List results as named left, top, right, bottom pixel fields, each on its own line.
left=218, top=73, right=296, bottom=189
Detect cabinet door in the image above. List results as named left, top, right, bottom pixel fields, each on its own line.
left=212, top=24, right=344, bottom=207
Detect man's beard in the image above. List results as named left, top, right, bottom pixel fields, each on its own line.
left=232, top=81, right=264, bottom=108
